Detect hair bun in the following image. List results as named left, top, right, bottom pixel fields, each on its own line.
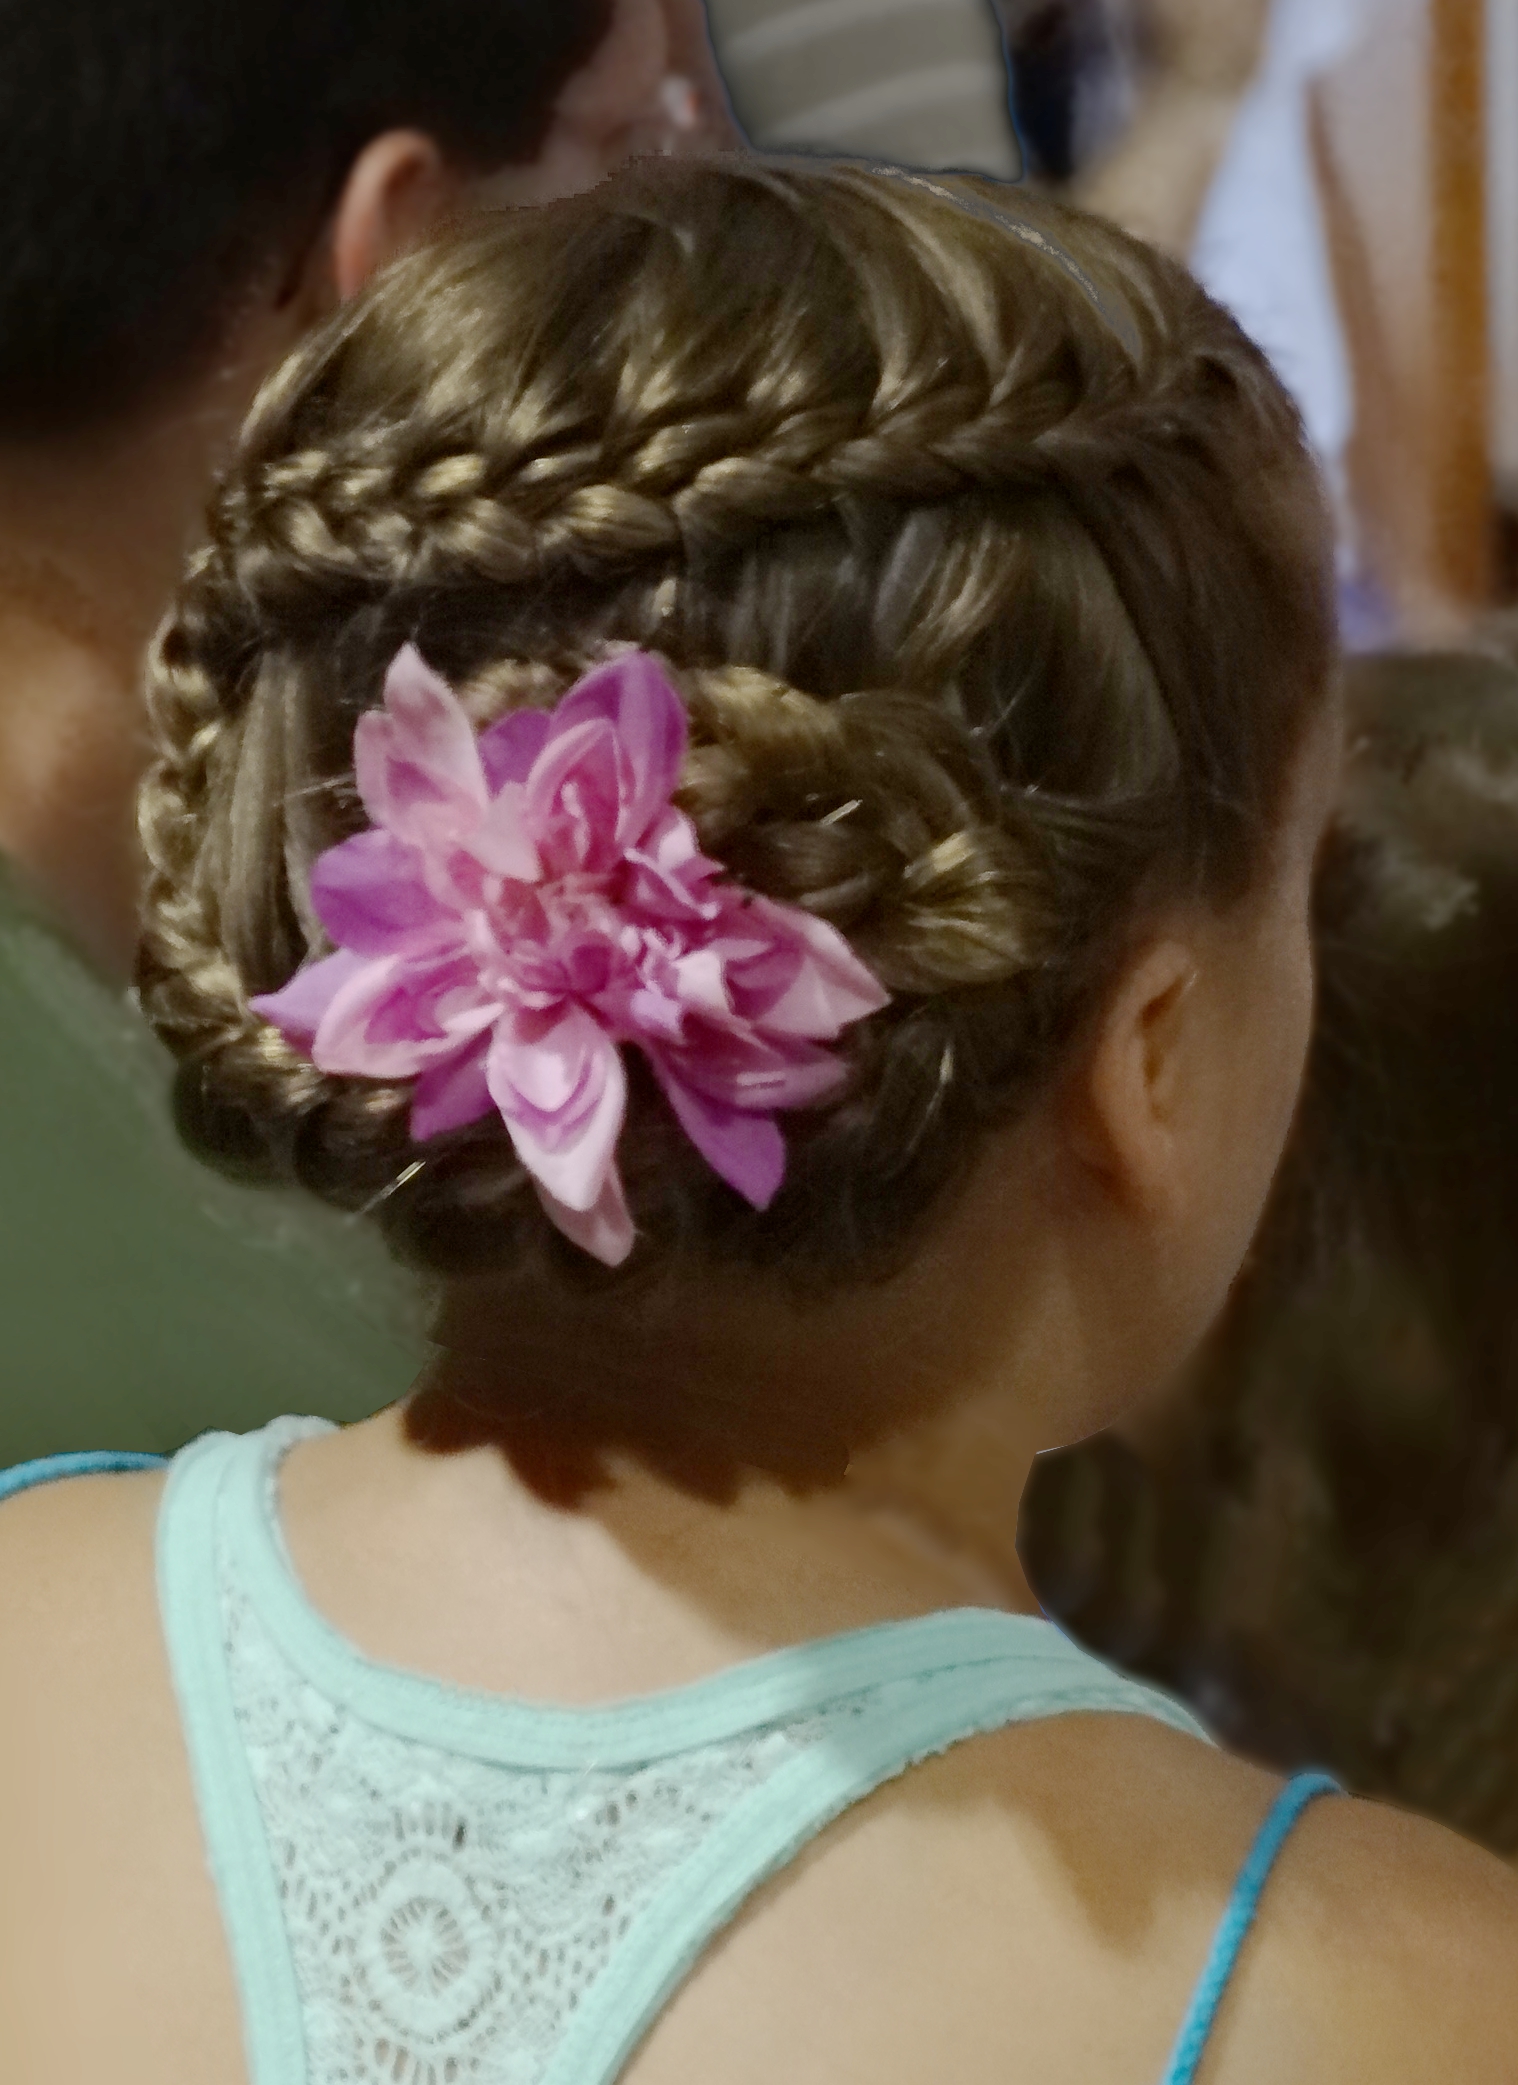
left=678, top=667, right=1056, bottom=994
left=138, top=160, right=1332, bottom=1289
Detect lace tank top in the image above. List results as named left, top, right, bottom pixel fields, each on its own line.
left=5, top=1421, right=1339, bottom=2085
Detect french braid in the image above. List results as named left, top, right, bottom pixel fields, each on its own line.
left=139, top=158, right=1332, bottom=1286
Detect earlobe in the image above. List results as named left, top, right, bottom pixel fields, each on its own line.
left=331, top=131, right=454, bottom=303
left=1074, top=939, right=1201, bottom=1221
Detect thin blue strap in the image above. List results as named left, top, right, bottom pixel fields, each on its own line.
left=0, top=1449, right=166, bottom=1504
left=1160, top=1770, right=1342, bottom=2085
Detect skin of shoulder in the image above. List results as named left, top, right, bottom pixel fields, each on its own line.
left=2, top=1476, right=1516, bottom=2085
left=627, top=1713, right=1518, bottom=2085
left=1215, top=1780, right=1518, bottom=2083
left=0, top=1469, right=247, bottom=2085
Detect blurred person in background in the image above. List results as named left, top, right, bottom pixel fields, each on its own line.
left=0, top=0, right=737, bottom=1466
left=1021, top=647, right=1518, bottom=1858
left=1023, top=0, right=1273, bottom=256
left=706, top=0, right=1020, bottom=177
left=998, top=0, right=1139, bottom=190
left=1003, top=2, right=1367, bottom=597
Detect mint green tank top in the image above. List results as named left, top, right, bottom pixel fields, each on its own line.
left=113, top=1419, right=1325, bottom=2084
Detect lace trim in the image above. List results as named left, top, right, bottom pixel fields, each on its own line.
left=221, top=1538, right=936, bottom=2085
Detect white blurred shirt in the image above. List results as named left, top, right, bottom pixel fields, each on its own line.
left=1190, top=0, right=1366, bottom=507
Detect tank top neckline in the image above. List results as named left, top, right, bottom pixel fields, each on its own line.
left=217, top=1414, right=1211, bottom=1769
left=4, top=1426, right=1335, bottom=2085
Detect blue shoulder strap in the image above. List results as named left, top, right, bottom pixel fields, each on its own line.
left=0, top=1449, right=167, bottom=1505
left=1160, top=1770, right=1342, bottom=2085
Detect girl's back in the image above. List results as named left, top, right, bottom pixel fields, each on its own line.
left=3, top=157, right=1517, bottom=2081
left=2, top=1436, right=1514, bottom=2084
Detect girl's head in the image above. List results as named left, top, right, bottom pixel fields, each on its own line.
left=138, top=158, right=1336, bottom=1459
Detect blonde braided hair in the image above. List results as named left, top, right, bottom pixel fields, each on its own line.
left=139, top=158, right=1333, bottom=1286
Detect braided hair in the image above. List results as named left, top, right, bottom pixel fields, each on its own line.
left=138, top=157, right=1334, bottom=1289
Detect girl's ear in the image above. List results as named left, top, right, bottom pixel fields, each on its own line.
left=1065, top=936, right=1203, bottom=1223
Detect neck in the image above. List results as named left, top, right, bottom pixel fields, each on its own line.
left=0, top=387, right=245, bottom=976
left=408, top=1348, right=1045, bottom=1619
left=289, top=1378, right=1041, bottom=1707
left=405, top=1152, right=1081, bottom=1626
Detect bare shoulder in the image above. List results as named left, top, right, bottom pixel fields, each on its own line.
left=958, top=1710, right=1518, bottom=2082
left=0, top=1465, right=245, bottom=2084
left=984, top=1716, right=1518, bottom=2081
left=639, top=1712, right=1283, bottom=2085
left=1219, top=1782, right=1518, bottom=2081
left=0, top=1465, right=170, bottom=1819
left=0, top=1463, right=164, bottom=1649
left=635, top=1708, right=1518, bottom=2085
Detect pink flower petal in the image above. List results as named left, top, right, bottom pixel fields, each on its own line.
left=549, top=652, right=687, bottom=849
left=623, top=808, right=720, bottom=922
left=487, top=1006, right=627, bottom=1213
left=251, top=948, right=370, bottom=1046
left=640, top=806, right=707, bottom=876
left=478, top=706, right=553, bottom=792
left=276, top=646, right=890, bottom=1265
left=667, top=947, right=732, bottom=1018
left=411, top=1034, right=495, bottom=1140
left=524, top=716, right=631, bottom=877
left=314, top=951, right=498, bottom=1079
left=466, top=781, right=542, bottom=883
left=625, top=985, right=688, bottom=1042
left=311, top=829, right=456, bottom=956
left=661, top=1023, right=849, bottom=1113
left=354, top=645, right=486, bottom=855
left=534, top=1168, right=636, bottom=1267
left=733, top=899, right=889, bottom=1037
left=650, top=1055, right=787, bottom=1207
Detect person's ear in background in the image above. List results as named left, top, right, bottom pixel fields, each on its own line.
left=0, top=0, right=737, bottom=1467
left=705, top=0, right=1020, bottom=177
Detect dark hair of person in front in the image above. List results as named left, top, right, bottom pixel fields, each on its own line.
left=0, top=0, right=611, bottom=436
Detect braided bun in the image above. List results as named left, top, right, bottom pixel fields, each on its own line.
left=139, top=158, right=1333, bottom=1288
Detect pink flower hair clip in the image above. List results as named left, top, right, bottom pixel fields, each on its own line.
left=252, top=645, right=889, bottom=1266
